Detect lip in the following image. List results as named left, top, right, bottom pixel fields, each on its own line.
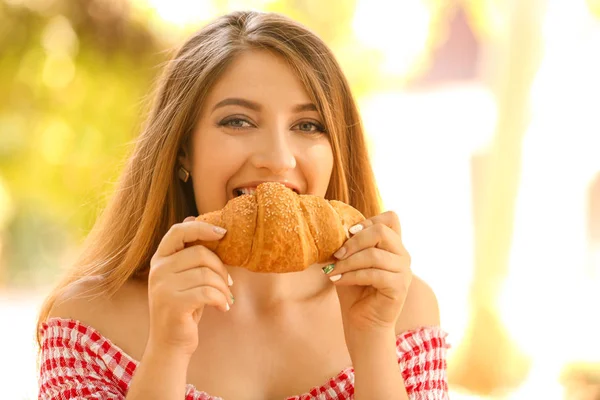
left=231, top=180, right=302, bottom=196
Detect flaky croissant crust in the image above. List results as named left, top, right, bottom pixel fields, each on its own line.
left=192, top=182, right=365, bottom=273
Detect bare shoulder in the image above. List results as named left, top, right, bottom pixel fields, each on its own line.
left=395, top=274, right=441, bottom=335
left=47, top=276, right=149, bottom=357
left=48, top=276, right=108, bottom=320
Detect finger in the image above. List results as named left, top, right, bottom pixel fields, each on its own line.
left=326, top=247, right=404, bottom=276
left=168, top=245, right=232, bottom=285
left=173, top=267, right=234, bottom=305
left=178, top=285, right=231, bottom=313
left=156, top=221, right=227, bottom=258
left=348, top=210, right=401, bottom=237
left=330, top=268, right=411, bottom=301
left=334, top=223, right=404, bottom=261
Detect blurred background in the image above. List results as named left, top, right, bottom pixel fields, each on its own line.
left=1, top=0, right=599, bottom=398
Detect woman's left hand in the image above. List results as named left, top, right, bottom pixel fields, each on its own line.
left=325, top=211, right=412, bottom=337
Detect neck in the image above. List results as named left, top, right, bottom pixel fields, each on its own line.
left=226, top=263, right=333, bottom=312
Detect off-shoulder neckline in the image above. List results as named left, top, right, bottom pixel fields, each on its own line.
left=41, top=316, right=448, bottom=399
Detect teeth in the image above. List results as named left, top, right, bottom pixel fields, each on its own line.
left=233, top=185, right=300, bottom=197
left=234, top=187, right=257, bottom=197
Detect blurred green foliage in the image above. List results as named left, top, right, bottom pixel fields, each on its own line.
left=0, top=0, right=167, bottom=286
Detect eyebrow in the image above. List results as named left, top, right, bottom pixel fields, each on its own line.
left=212, top=97, right=317, bottom=113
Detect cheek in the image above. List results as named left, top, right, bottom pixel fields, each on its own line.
left=302, top=140, right=334, bottom=196
left=190, top=134, right=245, bottom=213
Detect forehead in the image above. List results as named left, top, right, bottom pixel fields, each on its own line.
left=203, top=50, right=314, bottom=109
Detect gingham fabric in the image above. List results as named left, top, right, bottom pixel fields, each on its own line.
left=39, top=318, right=449, bottom=399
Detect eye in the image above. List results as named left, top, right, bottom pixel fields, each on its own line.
left=293, top=121, right=326, bottom=134
left=218, top=117, right=254, bottom=129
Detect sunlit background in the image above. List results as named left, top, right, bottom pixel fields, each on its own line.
left=1, top=0, right=599, bottom=398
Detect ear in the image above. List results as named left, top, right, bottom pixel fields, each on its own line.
left=178, top=142, right=192, bottom=172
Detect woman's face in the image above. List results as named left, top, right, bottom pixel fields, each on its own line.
left=181, top=50, right=334, bottom=215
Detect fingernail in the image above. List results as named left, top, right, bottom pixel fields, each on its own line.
left=226, top=303, right=230, bottom=311
left=333, top=247, right=346, bottom=259
left=329, top=274, right=342, bottom=282
left=228, top=274, right=233, bottom=286
left=322, top=264, right=335, bottom=274
left=213, top=226, right=227, bottom=235
left=349, top=224, right=363, bottom=235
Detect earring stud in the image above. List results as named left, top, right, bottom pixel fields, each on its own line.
left=178, top=166, right=190, bottom=182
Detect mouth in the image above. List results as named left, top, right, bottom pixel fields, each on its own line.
left=232, top=184, right=300, bottom=198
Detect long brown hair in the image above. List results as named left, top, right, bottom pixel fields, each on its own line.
left=36, top=10, right=381, bottom=346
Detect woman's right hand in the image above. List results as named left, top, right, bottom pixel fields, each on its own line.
left=147, top=216, right=234, bottom=357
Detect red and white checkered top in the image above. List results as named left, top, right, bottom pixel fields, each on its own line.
left=38, top=318, right=449, bottom=399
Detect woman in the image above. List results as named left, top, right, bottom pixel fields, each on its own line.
left=37, top=11, right=449, bottom=400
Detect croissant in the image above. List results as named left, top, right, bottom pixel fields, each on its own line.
left=192, top=182, right=365, bottom=273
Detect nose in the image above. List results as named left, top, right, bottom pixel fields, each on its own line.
left=250, top=129, right=297, bottom=174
